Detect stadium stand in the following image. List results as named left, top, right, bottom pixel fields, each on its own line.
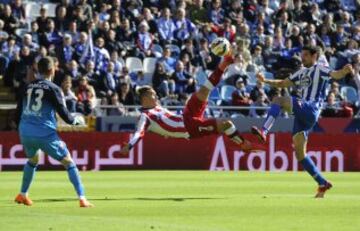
left=0, top=0, right=359, bottom=131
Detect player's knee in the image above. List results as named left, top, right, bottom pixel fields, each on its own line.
left=60, top=155, right=74, bottom=168
left=218, top=120, right=235, bottom=134
left=29, top=155, right=39, bottom=165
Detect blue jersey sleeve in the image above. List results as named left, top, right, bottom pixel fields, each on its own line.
left=51, top=86, right=75, bottom=125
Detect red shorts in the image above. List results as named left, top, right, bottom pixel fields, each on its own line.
left=183, top=94, right=218, bottom=138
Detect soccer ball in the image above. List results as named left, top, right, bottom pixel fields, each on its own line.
left=210, top=37, right=231, bottom=56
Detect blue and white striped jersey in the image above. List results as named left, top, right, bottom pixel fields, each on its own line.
left=289, top=64, right=332, bottom=104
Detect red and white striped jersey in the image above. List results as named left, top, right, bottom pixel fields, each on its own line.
left=128, top=106, right=190, bottom=147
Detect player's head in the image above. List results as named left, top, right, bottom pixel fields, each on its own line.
left=301, top=45, right=320, bottom=68
left=137, top=85, right=158, bottom=108
left=37, top=56, right=55, bottom=79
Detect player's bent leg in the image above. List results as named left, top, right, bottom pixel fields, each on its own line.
left=61, top=154, right=93, bottom=207
left=252, top=96, right=292, bottom=143
left=15, top=153, right=40, bottom=206
left=293, top=132, right=332, bottom=198
left=217, top=120, right=256, bottom=153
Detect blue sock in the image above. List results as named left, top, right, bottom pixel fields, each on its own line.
left=262, top=104, right=281, bottom=135
left=300, top=156, right=327, bottom=186
left=21, top=161, right=37, bottom=195
left=66, top=162, right=85, bottom=198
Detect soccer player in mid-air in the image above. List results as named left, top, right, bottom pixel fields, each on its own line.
left=15, top=57, right=93, bottom=207
left=120, top=53, right=258, bottom=155
left=251, top=45, right=354, bottom=198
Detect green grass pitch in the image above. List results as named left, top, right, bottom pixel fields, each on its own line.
left=0, top=171, right=359, bottom=231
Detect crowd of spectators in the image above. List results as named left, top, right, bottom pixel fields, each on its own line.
left=0, top=0, right=359, bottom=117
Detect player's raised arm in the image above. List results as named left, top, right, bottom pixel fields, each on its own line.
left=329, top=64, right=354, bottom=80
left=120, top=113, right=149, bottom=154
left=257, top=72, right=294, bottom=88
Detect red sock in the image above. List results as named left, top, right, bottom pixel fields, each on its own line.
left=208, top=68, right=224, bottom=87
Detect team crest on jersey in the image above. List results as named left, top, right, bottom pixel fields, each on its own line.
left=299, top=75, right=312, bottom=88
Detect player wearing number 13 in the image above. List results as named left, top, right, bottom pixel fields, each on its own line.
left=15, top=57, right=93, bottom=207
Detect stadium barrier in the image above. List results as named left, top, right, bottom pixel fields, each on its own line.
left=0, top=132, right=359, bottom=172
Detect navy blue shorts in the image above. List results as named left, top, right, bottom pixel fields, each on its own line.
left=291, top=97, right=320, bottom=139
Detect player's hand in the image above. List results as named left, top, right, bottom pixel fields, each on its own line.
left=256, top=72, right=266, bottom=83
left=73, top=116, right=86, bottom=126
left=342, top=64, right=354, bottom=76
left=120, top=143, right=130, bottom=155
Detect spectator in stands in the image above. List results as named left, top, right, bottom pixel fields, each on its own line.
left=172, top=60, right=195, bottom=97
left=159, top=46, right=176, bottom=74
left=180, top=38, right=198, bottom=66
left=251, top=78, right=269, bottom=102
left=180, top=52, right=196, bottom=76
left=81, top=60, right=99, bottom=88
left=330, top=82, right=345, bottom=102
left=109, top=9, right=122, bottom=31
left=10, top=0, right=26, bottom=27
left=53, top=57, right=65, bottom=87
left=224, top=53, right=248, bottom=85
left=188, top=0, right=208, bottom=25
left=107, top=92, right=125, bottom=116
left=36, top=7, right=49, bottom=34
left=66, top=60, right=81, bottom=85
left=140, top=7, right=158, bottom=34
left=331, top=23, right=350, bottom=50
left=152, top=62, right=175, bottom=98
left=117, top=82, right=135, bottom=106
left=322, top=92, right=353, bottom=117
left=76, top=76, right=96, bottom=115
left=1, top=4, right=19, bottom=35
left=252, top=45, right=265, bottom=72
left=174, top=8, right=196, bottom=45
left=56, top=34, right=74, bottom=67
left=65, top=21, right=80, bottom=44
left=105, top=29, right=122, bottom=54
left=272, top=26, right=285, bottom=51
left=157, top=7, right=176, bottom=46
left=39, top=19, right=62, bottom=48
left=134, top=70, right=150, bottom=87
left=251, top=24, right=266, bottom=48
left=100, top=61, right=117, bottom=97
left=249, top=91, right=269, bottom=118
left=61, top=75, right=77, bottom=113
left=199, top=23, right=217, bottom=43
left=22, top=34, right=38, bottom=53
left=54, top=6, right=69, bottom=33
left=94, top=37, right=110, bottom=72
left=228, top=0, right=243, bottom=24
left=208, top=0, right=225, bottom=26
left=74, top=32, right=88, bottom=61
left=29, top=21, right=39, bottom=45
left=232, top=78, right=252, bottom=115
left=77, top=0, right=93, bottom=22
left=135, top=22, right=154, bottom=59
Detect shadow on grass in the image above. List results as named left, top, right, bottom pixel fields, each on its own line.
left=35, top=197, right=225, bottom=203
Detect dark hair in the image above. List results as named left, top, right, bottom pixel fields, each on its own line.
left=302, top=45, right=320, bottom=58
left=37, top=56, right=54, bottom=75
left=137, top=85, right=153, bottom=102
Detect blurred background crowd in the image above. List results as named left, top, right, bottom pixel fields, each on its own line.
left=0, top=0, right=359, bottom=118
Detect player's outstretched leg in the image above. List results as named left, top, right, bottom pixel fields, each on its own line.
left=252, top=96, right=291, bottom=143
left=15, top=155, right=39, bottom=206
left=61, top=154, right=94, bottom=207
left=196, top=55, right=234, bottom=102
left=293, top=132, right=332, bottom=198
left=217, top=120, right=262, bottom=153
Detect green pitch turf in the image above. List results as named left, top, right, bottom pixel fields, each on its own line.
left=0, top=171, right=359, bottom=231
